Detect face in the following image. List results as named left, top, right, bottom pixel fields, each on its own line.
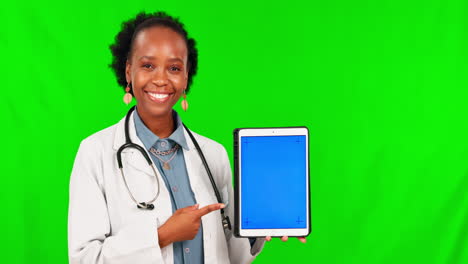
left=126, top=26, right=188, bottom=119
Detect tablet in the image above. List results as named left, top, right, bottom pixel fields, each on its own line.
left=233, top=127, right=310, bottom=238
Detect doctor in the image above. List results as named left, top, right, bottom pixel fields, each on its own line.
left=68, top=11, right=303, bottom=264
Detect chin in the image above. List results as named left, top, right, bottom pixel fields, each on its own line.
left=137, top=101, right=175, bottom=118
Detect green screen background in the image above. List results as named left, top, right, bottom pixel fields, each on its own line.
left=3, top=0, right=468, bottom=263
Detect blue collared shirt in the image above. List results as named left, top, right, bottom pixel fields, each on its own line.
left=134, top=108, right=204, bottom=264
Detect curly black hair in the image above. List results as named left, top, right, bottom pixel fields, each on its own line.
left=109, top=11, right=198, bottom=95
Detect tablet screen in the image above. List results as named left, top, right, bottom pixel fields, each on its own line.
left=240, top=135, right=307, bottom=229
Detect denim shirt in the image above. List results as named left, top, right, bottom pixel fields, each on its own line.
left=133, top=108, right=204, bottom=264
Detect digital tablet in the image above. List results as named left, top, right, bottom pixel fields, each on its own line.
left=233, top=127, right=310, bottom=238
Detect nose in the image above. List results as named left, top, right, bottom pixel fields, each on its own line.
left=152, top=68, right=168, bottom=87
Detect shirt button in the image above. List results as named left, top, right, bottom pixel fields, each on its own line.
left=185, top=247, right=190, bottom=253
left=172, top=186, right=178, bottom=192
left=160, top=141, right=167, bottom=147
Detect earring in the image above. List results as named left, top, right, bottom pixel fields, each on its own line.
left=181, top=89, right=189, bottom=111
left=123, top=83, right=133, bottom=105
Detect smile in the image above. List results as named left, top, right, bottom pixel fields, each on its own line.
left=145, top=91, right=172, bottom=103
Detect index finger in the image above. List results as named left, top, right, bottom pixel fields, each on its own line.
left=195, top=203, right=225, bottom=218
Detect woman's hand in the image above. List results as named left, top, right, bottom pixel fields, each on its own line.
left=158, top=203, right=224, bottom=248
left=265, top=236, right=307, bottom=243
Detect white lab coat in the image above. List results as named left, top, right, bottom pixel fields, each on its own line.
left=68, top=112, right=265, bottom=264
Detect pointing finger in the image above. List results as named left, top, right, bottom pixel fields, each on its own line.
left=181, top=204, right=199, bottom=212
left=195, top=203, right=224, bottom=217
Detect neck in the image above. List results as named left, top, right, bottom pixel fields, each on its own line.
left=137, top=108, right=175, bottom=139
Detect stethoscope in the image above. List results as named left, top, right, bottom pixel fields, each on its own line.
left=116, top=106, right=231, bottom=230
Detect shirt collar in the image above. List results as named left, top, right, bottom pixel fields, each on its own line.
left=133, top=107, right=189, bottom=151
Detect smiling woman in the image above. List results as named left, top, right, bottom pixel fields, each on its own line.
left=109, top=12, right=198, bottom=137
left=67, top=11, right=267, bottom=264
left=125, top=26, right=189, bottom=137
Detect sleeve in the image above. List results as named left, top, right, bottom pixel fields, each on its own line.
left=218, top=146, right=266, bottom=264
left=67, top=139, right=165, bottom=264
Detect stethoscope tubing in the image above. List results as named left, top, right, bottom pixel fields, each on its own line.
left=115, top=106, right=231, bottom=229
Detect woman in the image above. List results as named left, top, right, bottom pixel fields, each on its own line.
left=68, top=11, right=303, bottom=264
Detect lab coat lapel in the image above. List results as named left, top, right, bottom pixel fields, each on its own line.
left=182, top=129, right=219, bottom=205
left=183, top=138, right=204, bottom=195
left=111, top=110, right=178, bottom=263
left=182, top=128, right=220, bottom=263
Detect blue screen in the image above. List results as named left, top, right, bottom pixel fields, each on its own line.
left=240, top=135, right=307, bottom=229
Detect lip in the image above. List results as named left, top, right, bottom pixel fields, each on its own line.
left=144, top=90, right=174, bottom=103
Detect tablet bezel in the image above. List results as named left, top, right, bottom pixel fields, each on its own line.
left=233, top=127, right=310, bottom=238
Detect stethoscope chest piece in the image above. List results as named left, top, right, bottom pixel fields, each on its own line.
left=137, top=202, right=155, bottom=210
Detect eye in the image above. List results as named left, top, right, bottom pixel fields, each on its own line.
left=170, top=66, right=181, bottom=72
left=142, top=64, right=154, bottom=69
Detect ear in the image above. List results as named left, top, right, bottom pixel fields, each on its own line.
left=185, top=62, right=190, bottom=80
left=125, top=60, right=131, bottom=84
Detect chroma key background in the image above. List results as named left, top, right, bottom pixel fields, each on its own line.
left=3, top=0, right=468, bottom=263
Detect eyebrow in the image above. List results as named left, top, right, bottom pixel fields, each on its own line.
left=138, top=56, right=184, bottom=64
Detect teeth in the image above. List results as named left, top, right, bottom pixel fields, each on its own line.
left=148, top=92, right=169, bottom=99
